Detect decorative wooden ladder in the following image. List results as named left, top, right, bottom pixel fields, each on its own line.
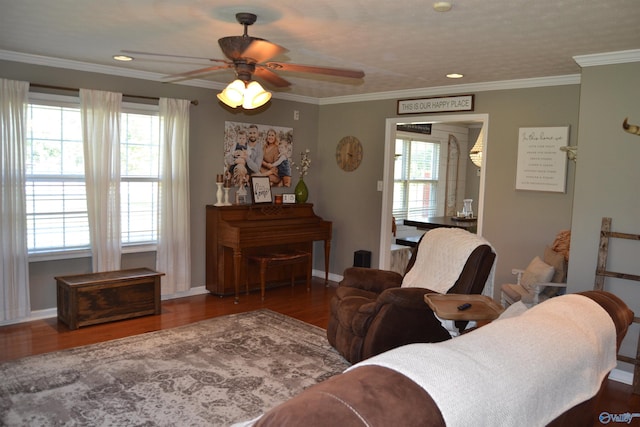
left=594, top=217, right=640, bottom=394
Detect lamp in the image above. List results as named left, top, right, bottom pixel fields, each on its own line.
left=242, top=81, right=271, bottom=109
left=469, top=127, right=484, bottom=168
left=217, top=79, right=271, bottom=109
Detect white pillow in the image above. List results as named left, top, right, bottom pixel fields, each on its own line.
left=520, top=256, right=555, bottom=290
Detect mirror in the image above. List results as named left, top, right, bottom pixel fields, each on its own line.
left=379, top=113, right=489, bottom=270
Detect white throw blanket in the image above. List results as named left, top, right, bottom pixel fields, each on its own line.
left=401, top=228, right=495, bottom=297
left=351, top=294, right=617, bottom=427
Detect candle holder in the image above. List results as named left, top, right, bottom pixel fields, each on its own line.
left=214, top=182, right=224, bottom=206
left=223, top=186, right=232, bottom=206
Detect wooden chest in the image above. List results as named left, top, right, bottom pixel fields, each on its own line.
left=55, top=268, right=163, bottom=330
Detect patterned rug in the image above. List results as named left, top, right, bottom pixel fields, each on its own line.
left=0, top=310, right=350, bottom=426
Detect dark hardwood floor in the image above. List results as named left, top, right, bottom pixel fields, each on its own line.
left=1, top=277, right=637, bottom=424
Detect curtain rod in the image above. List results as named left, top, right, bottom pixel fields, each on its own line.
left=29, top=83, right=199, bottom=106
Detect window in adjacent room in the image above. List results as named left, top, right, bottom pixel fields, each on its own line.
left=392, top=136, right=441, bottom=220
left=25, top=93, right=160, bottom=257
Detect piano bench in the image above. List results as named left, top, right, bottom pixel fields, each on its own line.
left=246, top=250, right=312, bottom=301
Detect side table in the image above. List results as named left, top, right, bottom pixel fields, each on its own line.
left=424, top=294, right=504, bottom=337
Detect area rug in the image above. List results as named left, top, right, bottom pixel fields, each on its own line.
left=0, top=310, right=350, bottom=426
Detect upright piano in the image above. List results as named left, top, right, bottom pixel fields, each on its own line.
left=206, top=203, right=332, bottom=301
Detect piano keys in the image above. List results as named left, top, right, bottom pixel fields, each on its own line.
left=206, top=203, right=332, bottom=302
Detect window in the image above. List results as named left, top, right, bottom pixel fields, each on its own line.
left=25, top=100, right=88, bottom=253
left=120, top=111, right=160, bottom=246
left=25, top=94, right=160, bottom=256
left=393, top=136, right=441, bottom=220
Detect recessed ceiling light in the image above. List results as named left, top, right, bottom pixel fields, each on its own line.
left=447, top=73, right=464, bottom=79
left=433, top=2, right=452, bottom=12
left=113, top=55, right=134, bottom=62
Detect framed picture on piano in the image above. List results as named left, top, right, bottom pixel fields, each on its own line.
left=250, top=176, right=273, bottom=204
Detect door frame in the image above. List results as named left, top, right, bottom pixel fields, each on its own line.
left=379, top=113, right=490, bottom=270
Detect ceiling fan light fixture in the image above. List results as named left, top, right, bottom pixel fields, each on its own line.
left=242, top=81, right=271, bottom=109
left=217, top=79, right=271, bottom=109
left=217, top=79, right=246, bottom=108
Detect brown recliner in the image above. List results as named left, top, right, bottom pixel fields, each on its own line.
left=327, top=232, right=496, bottom=364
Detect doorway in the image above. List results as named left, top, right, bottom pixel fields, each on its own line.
left=379, top=113, right=489, bottom=270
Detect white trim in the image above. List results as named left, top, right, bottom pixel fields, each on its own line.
left=608, top=368, right=634, bottom=385
left=0, top=285, right=209, bottom=326
left=160, top=285, right=209, bottom=300
left=0, top=49, right=320, bottom=105
left=6, top=48, right=640, bottom=106
left=313, top=269, right=342, bottom=285
left=379, top=114, right=489, bottom=270
left=573, top=49, right=640, bottom=67
left=2, top=49, right=579, bottom=106
left=318, top=75, right=581, bottom=105
left=0, top=272, right=342, bottom=327
left=0, top=308, right=58, bottom=326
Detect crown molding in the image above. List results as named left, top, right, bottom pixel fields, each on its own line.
left=0, top=50, right=166, bottom=82
left=317, top=74, right=581, bottom=105
left=1, top=49, right=580, bottom=106
left=573, top=49, right=640, bottom=67
left=0, top=49, right=322, bottom=105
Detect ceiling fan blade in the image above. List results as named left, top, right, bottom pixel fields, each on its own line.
left=163, top=64, right=234, bottom=82
left=121, top=50, right=228, bottom=64
left=264, top=62, right=365, bottom=79
left=254, top=66, right=291, bottom=88
left=218, top=37, right=287, bottom=64
left=242, top=39, right=288, bottom=64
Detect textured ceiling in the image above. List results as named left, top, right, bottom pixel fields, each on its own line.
left=1, top=0, right=639, bottom=100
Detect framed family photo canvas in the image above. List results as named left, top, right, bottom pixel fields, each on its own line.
left=250, top=176, right=272, bottom=204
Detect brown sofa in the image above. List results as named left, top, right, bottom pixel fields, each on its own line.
left=253, top=291, right=633, bottom=427
left=327, top=232, right=496, bottom=364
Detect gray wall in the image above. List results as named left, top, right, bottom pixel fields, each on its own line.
left=569, top=61, right=640, bottom=372
left=3, top=60, right=639, bottom=378
left=316, top=85, right=580, bottom=292
left=0, top=60, right=319, bottom=310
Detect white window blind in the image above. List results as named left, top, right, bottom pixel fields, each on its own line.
left=25, top=102, right=89, bottom=253
left=25, top=94, right=161, bottom=256
left=120, top=111, right=160, bottom=246
left=393, top=137, right=440, bottom=220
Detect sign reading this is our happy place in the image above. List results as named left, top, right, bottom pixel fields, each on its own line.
left=397, top=95, right=474, bottom=115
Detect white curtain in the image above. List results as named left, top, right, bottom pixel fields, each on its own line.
left=0, top=78, right=31, bottom=321
left=156, top=98, right=191, bottom=295
left=80, top=89, right=122, bottom=272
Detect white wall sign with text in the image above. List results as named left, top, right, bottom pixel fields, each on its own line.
left=515, top=126, right=569, bottom=193
left=397, top=95, right=474, bottom=115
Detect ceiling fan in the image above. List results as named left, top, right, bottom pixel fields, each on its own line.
left=122, top=12, right=365, bottom=88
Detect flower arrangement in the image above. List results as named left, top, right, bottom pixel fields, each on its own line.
left=293, top=149, right=311, bottom=178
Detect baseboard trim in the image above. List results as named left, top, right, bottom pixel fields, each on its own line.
left=609, top=368, right=633, bottom=385
left=3, top=274, right=341, bottom=326
left=160, top=285, right=209, bottom=301
left=1, top=285, right=211, bottom=326
left=313, top=269, right=342, bottom=285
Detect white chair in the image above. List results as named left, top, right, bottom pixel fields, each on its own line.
left=501, top=231, right=570, bottom=308
left=501, top=265, right=567, bottom=307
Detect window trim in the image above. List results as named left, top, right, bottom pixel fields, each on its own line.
left=26, top=92, right=161, bottom=261
left=392, top=134, right=445, bottom=220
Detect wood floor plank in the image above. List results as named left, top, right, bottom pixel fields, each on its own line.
left=1, top=277, right=636, bottom=423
